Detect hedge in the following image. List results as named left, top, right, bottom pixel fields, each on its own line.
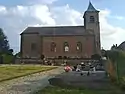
left=2, top=54, right=14, bottom=64
left=106, top=50, right=125, bottom=85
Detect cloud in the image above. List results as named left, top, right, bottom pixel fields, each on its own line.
left=0, top=4, right=55, bottom=53
left=113, top=16, right=125, bottom=20
left=29, top=0, right=58, bottom=4
left=0, top=2, right=125, bottom=53
left=99, top=9, right=125, bottom=49
left=51, top=4, right=83, bottom=26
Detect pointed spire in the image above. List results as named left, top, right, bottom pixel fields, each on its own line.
left=86, top=1, right=98, bottom=12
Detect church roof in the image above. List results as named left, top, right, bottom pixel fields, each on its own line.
left=21, top=26, right=94, bottom=36
left=118, top=41, right=125, bottom=50
left=86, top=1, right=98, bottom=12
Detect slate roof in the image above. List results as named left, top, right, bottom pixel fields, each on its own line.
left=20, top=2, right=97, bottom=36
left=86, top=1, right=98, bottom=12
left=118, top=41, right=125, bottom=50
left=21, top=26, right=94, bottom=36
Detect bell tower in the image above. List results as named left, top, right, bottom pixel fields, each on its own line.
left=83, top=1, right=101, bottom=54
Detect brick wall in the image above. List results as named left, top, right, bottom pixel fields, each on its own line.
left=42, top=35, right=96, bottom=58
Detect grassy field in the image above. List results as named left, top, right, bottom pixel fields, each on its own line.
left=0, top=65, right=57, bottom=82
left=35, top=86, right=125, bottom=94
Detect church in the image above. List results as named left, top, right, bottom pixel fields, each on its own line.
left=20, top=2, right=101, bottom=59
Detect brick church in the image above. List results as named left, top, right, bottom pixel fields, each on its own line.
left=20, top=2, right=101, bottom=59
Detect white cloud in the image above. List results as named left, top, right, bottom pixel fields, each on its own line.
left=29, top=0, right=58, bottom=4
left=51, top=4, right=83, bottom=26
left=38, top=0, right=58, bottom=4
left=114, top=15, right=125, bottom=20
left=99, top=9, right=125, bottom=49
left=0, top=2, right=125, bottom=53
left=0, top=6, right=7, bottom=14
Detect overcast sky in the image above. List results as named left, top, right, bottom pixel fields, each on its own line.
left=0, top=0, right=125, bottom=53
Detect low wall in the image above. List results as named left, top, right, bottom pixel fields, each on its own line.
left=15, top=58, right=43, bottom=64
left=15, top=58, right=99, bottom=65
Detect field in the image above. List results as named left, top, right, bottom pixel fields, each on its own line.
left=35, top=86, right=124, bottom=94
left=0, top=65, right=57, bottom=82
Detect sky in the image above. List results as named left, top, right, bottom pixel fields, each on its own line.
left=0, top=0, right=125, bottom=53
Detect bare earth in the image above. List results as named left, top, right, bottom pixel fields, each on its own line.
left=0, top=67, right=64, bottom=94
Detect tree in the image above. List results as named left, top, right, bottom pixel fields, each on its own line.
left=0, top=28, right=11, bottom=55
left=15, top=52, right=21, bottom=57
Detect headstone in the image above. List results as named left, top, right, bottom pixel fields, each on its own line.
left=93, top=67, right=96, bottom=72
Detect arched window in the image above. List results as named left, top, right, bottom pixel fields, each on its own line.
left=50, top=42, right=56, bottom=52
left=76, top=42, right=82, bottom=52
left=90, top=16, right=95, bottom=23
left=64, top=42, right=69, bottom=52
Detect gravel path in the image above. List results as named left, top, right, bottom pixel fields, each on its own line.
left=0, top=67, right=64, bottom=94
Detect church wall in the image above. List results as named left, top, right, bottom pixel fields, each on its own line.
left=41, top=35, right=95, bottom=58
left=21, top=33, right=41, bottom=58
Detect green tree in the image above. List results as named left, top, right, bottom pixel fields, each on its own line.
left=0, top=28, right=12, bottom=55
left=0, top=28, right=14, bottom=64
left=15, top=52, right=21, bottom=57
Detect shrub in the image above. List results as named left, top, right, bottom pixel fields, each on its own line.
left=2, top=54, right=14, bottom=64
left=106, top=50, right=125, bottom=84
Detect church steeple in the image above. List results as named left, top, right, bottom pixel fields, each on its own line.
left=83, top=1, right=101, bottom=54
left=86, top=1, right=98, bottom=12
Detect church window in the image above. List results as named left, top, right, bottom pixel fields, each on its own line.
left=50, top=42, right=56, bottom=52
left=64, top=42, right=69, bottom=52
left=90, top=16, right=95, bottom=23
left=76, top=42, right=82, bottom=52
left=31, top=43, right=37, bottom=51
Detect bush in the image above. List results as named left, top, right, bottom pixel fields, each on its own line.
left=106, top=50, right=125, bottom=85
left=106, top=50, right=125, bottom=62
left=2, top=54, right=14, bottom=64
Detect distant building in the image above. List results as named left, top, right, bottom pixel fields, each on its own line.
left=118, top=42, right=125, bottom=51
left=20, top=2, right=101, bottom=59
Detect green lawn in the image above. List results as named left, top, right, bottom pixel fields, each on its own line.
left=0, top=65, right=57, bottom=82
left=34, top=86, right=125, bottom=94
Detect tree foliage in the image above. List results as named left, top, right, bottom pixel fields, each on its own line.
left=15, top=52, right=21, bottom=57
left=0, top=28, right=13, bottom=55
left=106, top=50, right=125, bottom=81
left=106, top=50, right=125, bottom=62
left=0, top=28, right=14, bottom=64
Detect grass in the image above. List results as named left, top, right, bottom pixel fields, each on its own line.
left=0, top=65, right=57, bottom=82
left=34, top=85, right=125, bottom=94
